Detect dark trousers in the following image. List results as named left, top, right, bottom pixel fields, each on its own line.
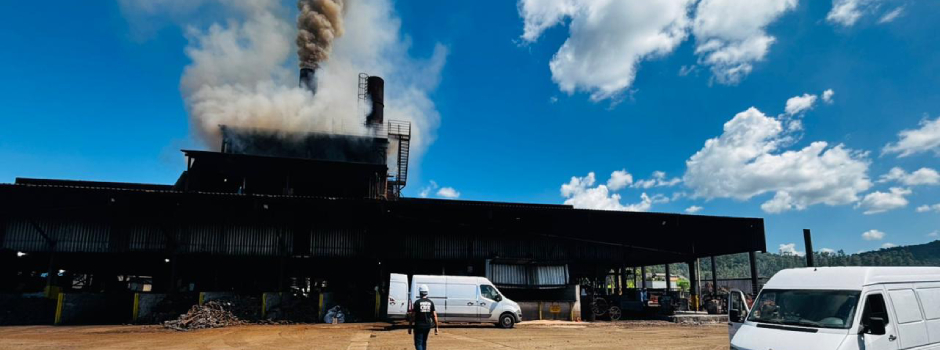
left=413, top=328, right=430, bottom=350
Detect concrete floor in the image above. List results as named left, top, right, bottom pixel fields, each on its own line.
left=0, top=321, right=730, bottom=350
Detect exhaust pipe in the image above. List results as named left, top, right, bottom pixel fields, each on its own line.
left=365, top=76, right=384, bottom=125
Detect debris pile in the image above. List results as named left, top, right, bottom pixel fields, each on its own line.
left=163, top=301, right=244, bottom=331
left=145, top=293, right=199, bottom=324
left=217, top=295, right=263, bottom=321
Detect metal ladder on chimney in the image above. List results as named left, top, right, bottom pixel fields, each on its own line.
left=387, top=120, right=411, bottom=199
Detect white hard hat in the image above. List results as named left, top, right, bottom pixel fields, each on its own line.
left=419, top=284, right=430, bottom=294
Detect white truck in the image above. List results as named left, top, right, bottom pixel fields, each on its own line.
left=729, top=266, right=940, bottom=350
left=387, top=273, right=523, bottom=328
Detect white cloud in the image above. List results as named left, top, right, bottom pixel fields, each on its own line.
left=857, top=187, right=912, bottom=214
left=692, top=0, right=798, bottom=84
left=419, top=181, right=461, bottom=199
left=436, top=187, right=460, bottom=199
left=651, top=194, right=671, bottom=204
left=878, top=7, right=904, bottom=24
left=607, top=169, right=634, bottom=191
left=778, top=243, right=805, bottom=256
left=684, top=106, right=872, bottom=214
left=518, top=0, right=695, bottom=101
left=827, top=0, right=899, bottom=27
left=822, top=89, right=835, bottom=104
left=819, top=248, right=837, bottom=254
left=685, top=205, right=703, bottom=214
left=419, top=180, right=439, bottom=198
left=828, top=1, right=902, bottom=26
left=879, top=167, right=940, bottom=186
left=678, top=65, right=699, bottom=77
left=560, top=172, right=654, bottom=211
left=671, top=191, right=688, bottom=201
left=881, top=242, right=897, bottom=249
left=785, top=93, right=818, bottom=116
left=827, top=0, right=867, bottom=26
left=633, top=171, right=682, bottom=189
left=917, top=204, right=940, bottom=213
left=862, top=229, right=886, bottom=241
left=928, top=231, right=939, bottom=238
left=760, top=191, right=796, bottom=213
left=883, top=116, right=940, bottom=157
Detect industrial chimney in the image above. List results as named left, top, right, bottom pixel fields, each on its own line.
left=365, top=76, right=384, bottom=125
left=299, top=66, right=317, bottom=94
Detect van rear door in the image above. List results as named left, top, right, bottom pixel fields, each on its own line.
left=728, top=289, right=750, bottom=341
left=388, top=273, right=409, bottom=320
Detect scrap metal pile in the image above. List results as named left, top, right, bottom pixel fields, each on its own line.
left=163, top=301, right=244, bottom=331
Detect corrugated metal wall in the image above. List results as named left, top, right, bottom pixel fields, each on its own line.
left=3, top=219, right=293, bottom=256
left=3, top=219, right=110, bottom=253
left=3, top=217, right=628, bottom=262
left=128, top=224, right=166, bottom=252
left=310, top=227, right=365, bottom=258
left=486, top=261, right=569, bottom=288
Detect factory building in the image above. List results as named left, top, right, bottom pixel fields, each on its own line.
left=0, top=73, right=766, bottom=325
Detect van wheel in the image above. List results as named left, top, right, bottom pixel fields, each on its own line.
left=498, top=313, right=515, bottom=328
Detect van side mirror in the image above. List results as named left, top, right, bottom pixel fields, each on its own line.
left=729, top=310, right=741, bottom=323
left=862, top=317, right=886, bottom=335
left=495, top=295, right=503, bottom=302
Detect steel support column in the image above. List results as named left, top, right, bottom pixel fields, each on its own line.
left=688, top=259, right=699, bottom=311
left=710, top=256, right=718, bottom=294
left=640, top=266, right=647, bottom=289
left=665, top=264, right=672, bottom=292
left=748, top=251, right=759, bottom=295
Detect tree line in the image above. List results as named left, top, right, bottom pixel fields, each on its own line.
left=641, top=240, right=940, bottom=281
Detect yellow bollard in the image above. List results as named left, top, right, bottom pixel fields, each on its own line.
left=318, top=293, right=325, bottom=321
left=54, top=293, right=64, bottom=325
left=132, top=293, right=141, bottom=322
left=262, top=293, right=267, bottom=319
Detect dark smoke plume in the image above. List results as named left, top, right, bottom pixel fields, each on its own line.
left=297, top=0, right=345, bottom=68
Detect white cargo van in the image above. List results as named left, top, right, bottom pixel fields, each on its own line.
left=387, top=274, right=523, bottom=328
left=729, top=267, right=940, bottom=350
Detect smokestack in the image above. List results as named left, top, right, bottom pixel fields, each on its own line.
left=803, top=228, right=815, bottom=267
left=300, top=67, right=317, bottom=94
left=366, top=76, right=384, bottom=125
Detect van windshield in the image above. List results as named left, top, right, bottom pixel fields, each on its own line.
left=747, top=289, right=861, bottom=329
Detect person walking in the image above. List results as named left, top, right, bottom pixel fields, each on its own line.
left=408, top=284, right=439, bottom=350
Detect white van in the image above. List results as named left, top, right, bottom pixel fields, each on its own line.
left=387, top=274, right=523, bottom=328
left=729, top=267, right=940, bottom=350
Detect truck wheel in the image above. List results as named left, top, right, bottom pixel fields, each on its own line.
left=498, top=313, right=515, bottom=328
left=609, top=306, right=622, bottom=321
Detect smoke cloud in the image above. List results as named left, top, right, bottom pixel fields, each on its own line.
left=120, top=0, right=447, bottom=183
left=297, top=0, right=345, bottom=68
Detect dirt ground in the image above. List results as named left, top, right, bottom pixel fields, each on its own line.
left=0, top=321, right=729, bottom=350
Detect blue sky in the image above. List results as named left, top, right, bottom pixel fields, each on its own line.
left=0, top=0, right=938, bottom=255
